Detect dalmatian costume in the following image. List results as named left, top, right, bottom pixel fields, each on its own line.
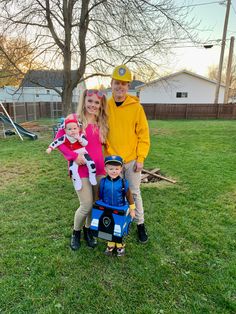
left=47, top=118, right=96, bottom=191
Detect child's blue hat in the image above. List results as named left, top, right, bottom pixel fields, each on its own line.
left=105, top=155, right=123, bottom=165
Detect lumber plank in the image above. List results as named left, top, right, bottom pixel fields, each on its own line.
left=141, top=168, right=160, bottom=180
left=142, top=169, right=176, bottom=184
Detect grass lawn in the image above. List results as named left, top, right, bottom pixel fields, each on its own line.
left=0, top=119, right=235, bottom=313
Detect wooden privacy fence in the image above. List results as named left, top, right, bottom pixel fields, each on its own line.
left=0, top=102, right=77, bottom=122
left=142, top=103, right=236, bottom=120
left=1, top=102, right=236, bottom=122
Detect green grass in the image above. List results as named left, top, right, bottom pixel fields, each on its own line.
left=0, top=119, right=235, bottom=313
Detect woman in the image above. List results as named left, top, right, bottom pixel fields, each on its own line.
left=57, top=89, right=108, bottom=250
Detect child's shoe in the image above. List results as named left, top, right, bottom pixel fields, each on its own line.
left=117, top=247, right=125, bottom=257
left=104, top=246, right=115, bottom=256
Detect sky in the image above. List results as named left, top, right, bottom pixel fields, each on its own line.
left=87, top=0, right=236, bottom=87
left=168, top=0, right=236, bottom=76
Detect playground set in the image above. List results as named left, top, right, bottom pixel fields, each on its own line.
left=0, top=102, right=38, bottom=140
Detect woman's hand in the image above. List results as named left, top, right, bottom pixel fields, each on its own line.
left=75, top=154, right=86, bottom=165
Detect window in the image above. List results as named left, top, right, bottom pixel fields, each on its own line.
left=36, top=94, right=39, bottom=97
left=176, top=92, right=188, bottom=98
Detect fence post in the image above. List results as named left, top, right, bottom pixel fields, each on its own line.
left=216, top=103, right=221, bottom=119
left=13, top=102, right=16, bottom=122
left=233, top=104, right=236, bottom=119
left=185, top=103, right=189, bottom=119
left=39, top=102, right=42, bottom=118
left=154, top=104, right=157, bottom=120
left=25, top=102, right=29, bottom=121
left=34, top=103, right=37, bottom=120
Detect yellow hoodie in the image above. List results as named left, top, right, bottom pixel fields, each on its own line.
left=105, top=94, right=150, bottom=163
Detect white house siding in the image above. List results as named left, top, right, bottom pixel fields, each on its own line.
left=0, top=85, right=83, bottom=103
left=104, top=90, right=137, bottom=98
left=139, top=72, right=225, bottom=104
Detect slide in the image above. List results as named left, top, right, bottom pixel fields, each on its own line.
left=0, top=114, right=38, bottom=140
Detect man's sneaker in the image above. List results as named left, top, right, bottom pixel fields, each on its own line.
left=104, top=246, right=115, bottom=256
left=117, top=247, right=125, bottom=257
left=70, top=230, right=81, bottom=250
left=137, top=223, right=148, bottom=244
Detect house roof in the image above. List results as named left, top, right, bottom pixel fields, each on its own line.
left=21, top=70, right=78, bottom=88
left=136, top=70, right=226, bottom=90
left=105, top=79, right=144, bottom=92
left=129, top=80, right=144, bottom=89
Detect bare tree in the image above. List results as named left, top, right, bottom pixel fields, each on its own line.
left=208, top=57, right=236, bottom=98
left=0, top=0, right=197, bottom=115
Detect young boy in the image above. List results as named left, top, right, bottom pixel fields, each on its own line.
left=46, top=115, right=96, bottom=191
left=98, top=155, right=135, bottom=256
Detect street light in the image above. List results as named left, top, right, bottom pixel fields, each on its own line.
left=203, top=44, right=213, bottom=49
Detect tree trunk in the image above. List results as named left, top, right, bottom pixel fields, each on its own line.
left=62, top=84, right=74, bottom=116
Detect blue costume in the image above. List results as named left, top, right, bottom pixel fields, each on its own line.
left=90, top=155, right=135, bottom=256
left=99, top=176, right=129, bottom=207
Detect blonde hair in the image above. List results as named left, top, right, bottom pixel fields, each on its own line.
left=76, top=89, right=109, bottom=143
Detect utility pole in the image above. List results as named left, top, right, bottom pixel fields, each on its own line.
left=224, top=36, right=234, bottom=103
left=214, top=0, right=231, bottom=104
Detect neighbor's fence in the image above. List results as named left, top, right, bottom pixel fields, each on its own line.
left=1, top=102, right=236, bottom=122
left=0, top=102, right=77, bottom=123
left=142, top=103, right=236, bottom=119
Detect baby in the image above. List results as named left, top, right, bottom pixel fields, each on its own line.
left=46, top=116, right=96, bottom=190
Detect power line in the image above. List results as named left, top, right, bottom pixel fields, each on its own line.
left=231, top=3, right=236, bottom=15
left=177, top=1, right=225, bottom=9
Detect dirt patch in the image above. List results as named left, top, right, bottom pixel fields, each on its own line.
left=150, top=128, right=174, bottom=137
left=141, top=181, right=173, bottom=189
left=0, top=163, right=38, bottom=189
left=20, top=121, right=50, bottom=132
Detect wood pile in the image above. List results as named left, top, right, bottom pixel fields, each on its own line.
left=141, top=168, right=176, bottom=184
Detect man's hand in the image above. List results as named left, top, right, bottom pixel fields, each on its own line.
left=134, top=161, right=143, bottom=172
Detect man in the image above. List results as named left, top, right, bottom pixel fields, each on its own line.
left=104, top=64, right=150, bottom=243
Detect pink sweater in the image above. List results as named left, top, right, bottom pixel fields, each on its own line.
left=56, top=124, right=105, bottom=178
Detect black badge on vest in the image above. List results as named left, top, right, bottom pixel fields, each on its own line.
left=103, top=217, right=111, bottom=227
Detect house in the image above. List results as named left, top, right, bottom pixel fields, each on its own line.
left=20, top=70, right=86, bottom=103
left=136, top=70, right=226, bottom=104
left=104, top=80, right=143, bottom=98
left=0, top=70, right=86, bottom=103
left=0, top=70, right=86, bottom=121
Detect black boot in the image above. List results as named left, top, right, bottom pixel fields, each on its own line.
left=137, top=223, right=148, bottom=244
left=70, top=230, right=81, bottom=250
left=83, top=227, right=97, bottom=248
